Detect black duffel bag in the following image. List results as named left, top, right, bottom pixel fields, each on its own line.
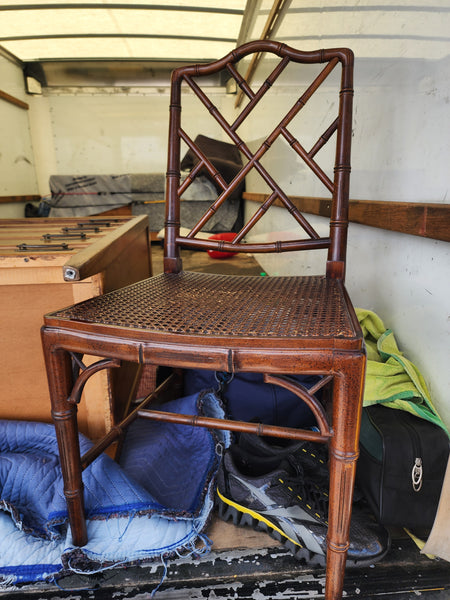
left=357, top=404, right=449, bottom=529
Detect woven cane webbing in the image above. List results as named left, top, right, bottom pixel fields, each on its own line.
left=49, top=272, right=356, bottom=339
left=135, top=364, right=158, bottom=399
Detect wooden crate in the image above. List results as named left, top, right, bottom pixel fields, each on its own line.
left=0, top=215, right=152, bottom=440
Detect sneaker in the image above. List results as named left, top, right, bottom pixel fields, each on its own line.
left=216, top=445, right=390, bottom=567
left=238, top=432, right=329, bottom=488
left=238, top=432, right=364, bottom=502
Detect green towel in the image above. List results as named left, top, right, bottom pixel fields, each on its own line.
left=356, top=308, right=449, bottom=436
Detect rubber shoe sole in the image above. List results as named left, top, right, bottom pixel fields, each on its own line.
left=217, top=487, right=325, bottom=566
left=217, top=487, right=390, bottom=568
left=216, top=446, right=390, bottom=568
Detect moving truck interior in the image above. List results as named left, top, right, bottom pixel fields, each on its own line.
left=0, top=2, right=449, bottom=599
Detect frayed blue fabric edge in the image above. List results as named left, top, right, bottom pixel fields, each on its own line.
left=0, top=389, right=230, bottom=587
left=1, top=478, right=217, bottom=586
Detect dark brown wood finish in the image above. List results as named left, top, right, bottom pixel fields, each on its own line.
left=0, top=194, right=41, bottom=204
left=3, top=193, right=448, bottom=243
left=244, top=193, right=450, bottom=243
left=42, top=41, right=365, bottom=600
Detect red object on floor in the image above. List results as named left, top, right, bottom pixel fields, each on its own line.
left=207, top=232, right=238, bottom=259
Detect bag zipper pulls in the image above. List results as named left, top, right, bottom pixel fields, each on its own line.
left=412, top=457, right=423, bottom=492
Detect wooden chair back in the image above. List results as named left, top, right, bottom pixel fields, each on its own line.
left=164, top=40, right=354, bottom=280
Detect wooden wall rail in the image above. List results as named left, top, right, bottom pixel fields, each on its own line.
left=2, top=193, right=448, bottom=242
left=0, top=195, right=40, bottom=204
left=0, top=90, right=29, bottom=110
left=244, top=193, right=450, bottom=243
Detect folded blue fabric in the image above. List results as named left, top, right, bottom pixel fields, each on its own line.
left=184, top=369, right=319, bottom=427
left=0, top=390, right=229, bottom=585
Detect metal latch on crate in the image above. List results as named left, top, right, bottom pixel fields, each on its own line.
left=42, top=232, right=87, bottom=241
left=78, top=219, right=118, bottom=227
left=62, top=226, right=100, bottom=233
left=16, top=243, right=71, bottom=251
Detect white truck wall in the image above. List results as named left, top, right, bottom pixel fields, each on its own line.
left=29, top=88, right=234, bottom=197
left=0, top=52, right=38, bottom=217
left=21, top=5, right=449, bottom=426
left=240, top=53, right=449, bottom=424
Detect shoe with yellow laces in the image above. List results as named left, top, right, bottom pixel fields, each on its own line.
left=216, top=444, right=390, bottom=567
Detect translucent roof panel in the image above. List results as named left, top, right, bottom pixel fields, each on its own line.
left=0, top=1, right=248, bottom=62
left=1, top=1, right=448, bottom=63
left=249, top=0, right=450, bottom=60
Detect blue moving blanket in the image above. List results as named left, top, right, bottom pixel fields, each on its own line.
left=0, top=390, right=229, bottom=585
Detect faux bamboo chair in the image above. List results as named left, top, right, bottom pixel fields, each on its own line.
left=42, top=40, right=364, bottom=600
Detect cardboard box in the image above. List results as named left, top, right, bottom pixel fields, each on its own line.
left=0, top=215, right=151, bottom=439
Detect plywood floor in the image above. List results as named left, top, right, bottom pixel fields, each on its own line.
left=150, top=242, right=265, bottom=276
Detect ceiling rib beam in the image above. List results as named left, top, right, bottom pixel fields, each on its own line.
left=235, top=0, right=290, bottom=108
left=1, top=33, right=235, bottom=43
left=0, top=4, right=244, bottom=15
left=237, top=0, right=261, bottom=48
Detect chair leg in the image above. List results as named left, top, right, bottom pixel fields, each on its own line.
left=325, top=352, right=366, bottom=600
left=43, top=341, right=87, bottom=546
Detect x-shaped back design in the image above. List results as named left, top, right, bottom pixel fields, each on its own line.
left=176, top=54, right=341, bottom=247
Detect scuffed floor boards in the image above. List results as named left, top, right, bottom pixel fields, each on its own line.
left=3, top=518, right=449, bottom=599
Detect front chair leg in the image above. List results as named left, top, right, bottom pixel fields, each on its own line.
left=43, top=342, right=87, bottom=546
left=326, top=353, right=366, bottom=600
